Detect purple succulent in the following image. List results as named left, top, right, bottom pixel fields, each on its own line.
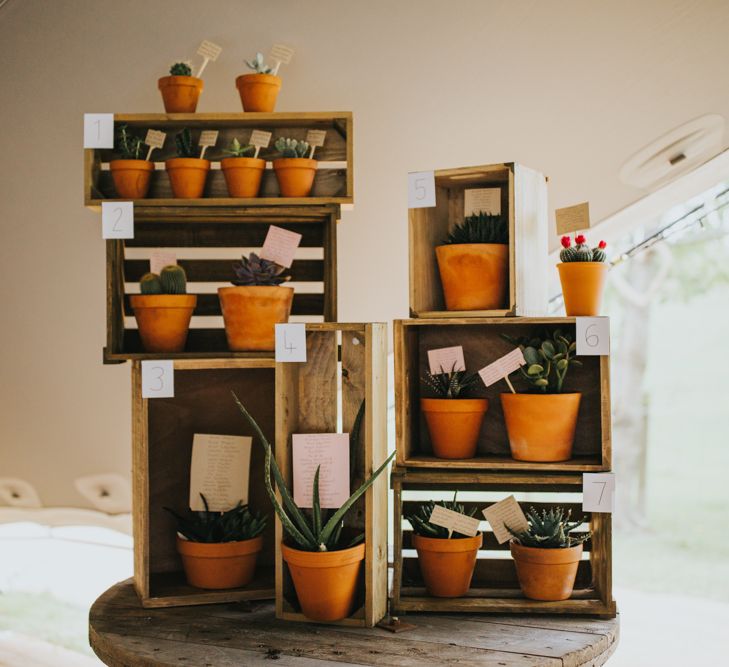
left=231, top=252, right=290, bottom=286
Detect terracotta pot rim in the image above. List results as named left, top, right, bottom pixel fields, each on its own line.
left=218, top=285, right=294, bottom=295
left=412, top=533, right=483, bottom=553
left=177, top=534, right=263, bottom=558
left=221, top=157, right=266, bottom=169
left=110, top=159, right=154, bottom=170
left=165, top=158, right=211, bottom=169
left=420, top=397, right=489, bottom=413
left=557, top=262, right=609, bottom=268
left=130, top=294, right=197, bottom=308
left=281, top=541, right=365, bottom=568
left=273, top=157, right=317, bottom=169
left=436, top=243, right=509, bottom=250
left=500, top=392, right=582, bottom=400
left=158, top=75, right=203, bottom=86
left=236, top=73, right=282, bottom=85
left=510, top=541, right=583, bottom=564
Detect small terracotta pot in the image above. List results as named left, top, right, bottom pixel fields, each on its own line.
left=420, top=398, right=488, bottom=459
left=158, top=75, right=203, bottom=113
left=130, top=294, right=197, bottom=353
left=273, top=158, right=317, bottom=197
left=165, top=158, right=210, bottom=199
left=435, top=244, right=509, bottom=311
left=500, top=393, right=581, bottom=462
left=412, top=533, right=482, bottom=597
left=235, top=73, right=282, bottom=112
left=221, top=157, right=266, bottom=197
left=557, top=262, right=608, bottom=316
left=177, top=535, right=263, bottom=590
left=110, top=159, right=154, bottom=199
left=282, top=542, right=364, bottom=622
left=218, top=286, right=294, bottom=351
left=511, top=541, right=583, bottom=601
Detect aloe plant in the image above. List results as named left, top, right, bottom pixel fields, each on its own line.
left=245, top=52, right=273, bottom=74
left=232, top=393, right=394, bottom=552
left=445, top=212, right=509, bottom=245
left=421, top=364, right=480, bottom=399
left=224, top=137, right=256, bottom=158
left=406, top=492, right=477, bottom=539
left=507, top=506, right=590, bottom=549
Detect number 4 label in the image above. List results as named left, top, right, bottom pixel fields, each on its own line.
left=141, top=360, right=174, bottom=398
left=582, top=473, right=615, bottom=513
left=408, top=171, right=436, bottom=208
left=576, top=317, right=610, bottom=355
left=275, top=323, right=307, bottom=362
left=102, top=202, right=134, bottom=239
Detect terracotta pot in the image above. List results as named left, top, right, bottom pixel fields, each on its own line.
left=221, top=157, right=266, bottom=197
left=177, top=535, right=263, bottom=590
left=500, top=393, right=581, bottom=462
left=510, top=541, right=583, bottom=601
left=218, top=286, right=294, bottom=351
left=420, top=398, right=488, bottom=459
left=273, top=158, right=317, bottom=197
left=235, top=73, right=282, bottom=112
left=158, top=75, right=203, bottom=113
left=110, top=159, right=154, bottom=199
left=557, top=262, right=608, bottom=316
left=130, top=294, right=197, bottom=353
left=412, top=533, right=482, bottom=597
left=281, top=542, right=364, bottom=622
left=165, top=158, right=210, bottom=199
left=435, top=244, right=509, bottom=311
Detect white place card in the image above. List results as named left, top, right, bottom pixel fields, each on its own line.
left=275, top=323, right=307, bottom=362
left=408, top=171, right=436, bottom=208
left=429, top=504, right=480, bottom=537
left=576, top=317, right=610, bottom=356
left=292, top=433, right=350, bottom=509
left=250, top=130, right=272, bottom=148
left=102, top=202, right=134, bottom=239
left=260, top=225, right=302, bottom=268
left=482, top=495, right=529, bottom=544
left=306, top=130, right=327, bottom=147
left=583, top=473, right=615, bottom=513
left=141, top=360, right=174, bottom=398
left=464, top=188, right=501, bottom=216
left=84, top=113, right=114, bottom=148
left=197, top=40, right=223, bottom=61
left=556, top=201, right=591, bottom=235
left=199, top=130, right=218, bottom=147
left=270, top=44, right=295, bottom=64
left=427, top=346, right=466, bottom=375
left=478, top=348, right=525, bottom=387
left=145, top=129, right=166, bottom=149
left=149, top=250, right=177, bottom=275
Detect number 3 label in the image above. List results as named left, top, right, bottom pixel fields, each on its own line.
left=102, top=202, right=134, bottom=239
left=408, top=171, right=436, bottom=208
left=142, top=360, right=174, bottom=398
left=576, top=317, right=610, bottom=356
left=582, top=473, right=615, bottom=513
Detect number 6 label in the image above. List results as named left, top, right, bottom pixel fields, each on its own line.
left=408, top=171, right=436, bottom=208
left=582, top=473, right=615, bottom=513
left=576, top=317, right=610, bottom=356
left=102, top=202, right=134, bottom=239
left=141, top=360, right=174, bottom=398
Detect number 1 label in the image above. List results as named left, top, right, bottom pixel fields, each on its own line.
left=84, top=113, right=114, bottom=148
left=102, top=202, right=134, bottom=239
left=576, top=317, right=610, bottom=356
left=141, top=360, right=174, bottom=398
left=408, top=171, right=436, bottom=208
left=275, top=323, right=307, bottom=362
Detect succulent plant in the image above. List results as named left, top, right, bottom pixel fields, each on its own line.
left=170, top=62, right=192, bottom=76
left=245, top=52, right=273, bottom=74
left=406, top=492, right=477, bottom=539
left=421, top=364, right=480, bottom=399
left=274, top=137, right=310, bottom=159
left=140, top=272, right=163, bottom=295
left=174, top=128, right=197, bottom=158
left=114, top=124, right=145, bottom=160
left=224, top=137, right=256, bottom=158
left=507, top=506, right=590, bottom=549
left=501, top=329, right=582, bottom=394
left=140, top=265, right=188, bottom=295
left=164, top=494, right=266, bottom=543
left=231, top=252, right=290, bottom=286
left=560, top=235, right=608, bottom=263
left=445, top=212, right=509, bottom=245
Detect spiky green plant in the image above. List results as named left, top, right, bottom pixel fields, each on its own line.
left=140, top=273, right=163, bottom=295
left=445, top=212, right=509, bottom=245
left=421, top=364, right=480, bottom=399
left=159, top=265, right=187, bottom=294
left=560, top=235, right=608, bottom=263
left=164, top=494, right=266, bottom=543
left=275, top=137, right=310, bottom=159
left=406, top=492, right=477, bottom=539
left=501, top=329, right=581, bottom=394
left=170, top=62, right=192, bottom=76
left=224, top=137, right=256, bottom=158
left=245, top=52, right=273, bottom=74
left=231, top=252, right=290, bottom=286
left=507, top=506, right=590, bottom=549
left=232, top=393, right=395, bottom=552
left=115, top=125, right=145, bottom=160
left=175, top=128, right=196, bottom=158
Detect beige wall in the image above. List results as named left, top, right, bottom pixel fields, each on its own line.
left=2, top=0, right=728, bottom=509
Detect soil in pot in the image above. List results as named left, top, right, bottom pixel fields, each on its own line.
left=158, top=75, right=203, bottom=113
left=221, top=157, right=266, bottom=197
left=435, top=244, right=509, bottom=311
left=165, top=158, right=210, bottom=199
left=500, top=393, right=581, bottom=462
left=130, top=294, right=197, bottom=353
left=110, top=159, right=154, bottom=199
left=281, top=542, right=364, bottom=622
left=510, top=541, right=583, bottom=601
left=235, top=73, right=282, bottom=112
left=420, top=398, right=488, bottom=459
left=412, top=533, right=482, bottom=597
left=177, top=535, right=263, bottom=590
left=218, top=285, right=294, bottom=351
left=273, top=158, right=317, bottom=197
left=557, top=262, right=608, bottom=316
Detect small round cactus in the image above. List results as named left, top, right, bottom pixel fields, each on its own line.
left=170, top=62, right=192, bottom=76
left=560, top=235, right=608, bottom=263
left=559, top=236, right=579, bottom=262
left=592, top=240, right=608, bottom=262
left=140, top=273, right=163, bottom=295
left=159, top=265, right=188, bottom=294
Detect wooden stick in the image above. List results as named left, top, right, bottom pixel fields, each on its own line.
left=504, top=376, right=516, bottom=394
left=272, top=59, right=282, bottom=76
left=254, top=146, right=261, bottom=158
left=309, top=145, right=316, bottom=159
left=196, top=57, right=210, bottom=78
left=145, top=146, right=154, bottom=161
left=200, top=145, right=208, bottom=159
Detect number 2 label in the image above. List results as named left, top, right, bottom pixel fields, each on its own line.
left=408, top=171, right=436, bottom=208
left=141, top=360, right=174, bottom=398
left=576, top=317, right=610, bottom=356
left=102, top=202, right=134, bottom=239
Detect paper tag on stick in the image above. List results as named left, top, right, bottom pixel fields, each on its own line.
left=464, top=188, right=501, bottom=216
left=260, top=225, right=302, bottom=268
left=478, top=348, right=525, bottom=387
left=145, top=129, right=166, bottom=149
left=149, top=251, right=177, bottom=275
left=483, top=495, right=529, bottom=544
left=292, top=433, right=350, bottom=509
left=429, top=504, right=480, bottom=537
left=427, top=346, right=465, bottom=375
left=250, top=130, right=272, bottom=148
left=270, top=44, right=294, bottom=64
left=556, top=201, right=591, bottom=235
left=199, top=130, right=218, bottom=147
left=197, top=40, right=222, bottom=61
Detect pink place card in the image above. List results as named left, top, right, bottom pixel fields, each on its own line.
left=292, top=433, right=350, bottom=509
left=478, top=348, right=526, bottom=387
left=260, top=225, right=302, bottom=269
left=150, top=250, right=177, bottom=275
left=427, top=346, right=466, bottom=375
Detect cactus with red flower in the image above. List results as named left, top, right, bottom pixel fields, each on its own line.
left=560, top=235, right=607, bottom=263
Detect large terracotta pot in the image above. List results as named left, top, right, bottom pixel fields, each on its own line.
left=165, top=158, right=210, bottom=199
left=235, top=73, right=282, bottom=112
left=281, top=542, right=364, bottom=622
left=130, top=294, right=197, bottom=353
left=218, top=286, right=294, bottom=351
left=435, top=243, right=509, bottom=311
left=158, top=75, right=203, bottom=113
left=420, top=398, right=488, bottom=459
left=412, top=533, right=482, bottom=597
left=273, top=158, right=317, bottom=197
left=500, top=393, right=581, bottom=462
left=177, top=535, right=263, bottom=590
left=221, top=157, right=266, bottom=197
left=557, top=262, right=608, bottom=316
left=110, top=159, right=154, bottom=199
left=510, top=541, right=583, bottom=601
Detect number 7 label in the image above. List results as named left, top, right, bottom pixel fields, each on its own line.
left=582, top=473, right=615, bottom=512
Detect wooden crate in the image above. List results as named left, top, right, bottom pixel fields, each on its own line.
left=85, top=112, right=353, bottom=208
left=391, top=467, right=616, bottom=617
left=395, top=317, right=611, bottom=471
left=131, top=358, right=277, bottom=608
left=105, top=205, right=338, bottom=363
left=409, top=163, right=548, bottom=318
left=274, top=323, right=389, bottom=627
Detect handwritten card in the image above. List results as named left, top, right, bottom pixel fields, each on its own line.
left=260, top=225, right=302, bottom=268
left=482, top=495, right=529, bottom=544
left=275, top=323, right=307, bottom=362
left=427, top=346, right=465, bottom=375
left=270, top=44, right=295, bottom=64
left=149, top=250, right=177, bottom=275
left=464, top=188, right=501, bottom=216
left=556, top=201, right=591, bottom=235
left=197, top=40, right=223, bottom=62
left=292, top=433, right=350, bottom=509
left=145, top=129, right=166, bottom=149
left=478, top=348, right=525, bottom=387
left=429, top=504, right=480, bottom=537
left=250, top=130, right=272, bottom=148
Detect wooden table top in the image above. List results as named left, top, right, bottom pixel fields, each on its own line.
left=89, top=580, right=619, bottom=666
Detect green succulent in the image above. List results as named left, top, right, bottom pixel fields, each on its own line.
left=507, top=506, right=590, bottom=549
left=275, top=137, right=310, bottom=159
left=245, top=52, right=273, bottom=74
left=224, top=137, right=256, bottom=158
left=406, top=492, right=477, bottom=539
left=170, top=62, right=192, bottom=76
left=140, top=265, right=187, bottom=295
left=421, top=364, right=480, bottom=399
left=174, top=128, right=197, bottom=158
left=445, top=212, right=509, bottom=245
left=114, top=124, right=145, bottom=160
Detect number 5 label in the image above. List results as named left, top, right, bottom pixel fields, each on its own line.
left=576, top=317, right=610, bottom=356
left=102, top=202, right=134, bottom=239
left=275, top=323, right=307, bottom=362
left=141, top=360, right=174, bottom=398
left=582, top=473, right=615, bottom=513
left=408, top=171, right=436, bottom=208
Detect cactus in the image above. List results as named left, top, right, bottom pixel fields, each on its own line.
left=174, top=128, right=197, bottom=158
left=224, top=137, right=256, bottom=158
left=592, top=240, right=608, bottom=262
left=231, top=252, right=290, bottom=286
left=406, top=492, right=478, bottom=539
left=114, top=124, right=145, bottom=160
left=560, top=235, right=607, bottom=263
left=140, top=273, right=163, bottom=295
left=507, top=506, right=591, bottom=549
left=421, top=364, right=480, bottom=399
left=559, top=236, right=579, bottom=262
left=159, top=265, right=187, bottom=294
left=445, top=212, right=509, bottom=245
left=170, top=62, right=192, bottom=76
left=245, top=52, right=273, bottom=74
left=274, top=136, right=310, bottom=159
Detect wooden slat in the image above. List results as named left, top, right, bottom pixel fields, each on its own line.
left=124, top=258, right=325, bottom=282
left=400, top=530, right=592, bottom=552
left=401, top=500, right=587, bottom=519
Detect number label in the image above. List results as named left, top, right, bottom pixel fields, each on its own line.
left=84, top=113, right=114, bottom=148
left=582, top=473, right=615, bottom=513
left=141, top=360, right=174, bottom=398
left=408, top=171, right=436, bottom=208
left=576, top=317, right=610, bottom=355
left=102, top=202, right=134, bottom=239
left=275, top=323, right=307, bottom=362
